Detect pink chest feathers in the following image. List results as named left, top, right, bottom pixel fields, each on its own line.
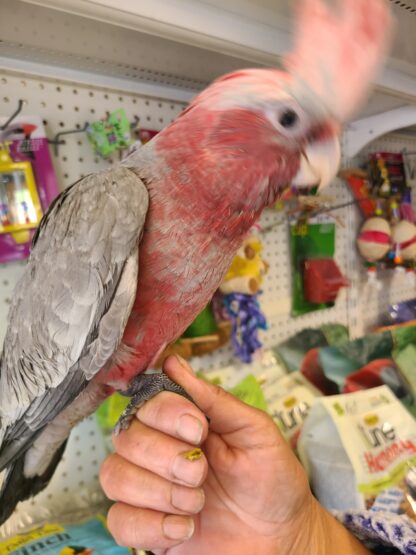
left=103, top=206, right=247, bottom=384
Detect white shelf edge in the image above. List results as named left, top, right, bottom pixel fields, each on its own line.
left=20, top=0, right=416, bottom=104
left=0, top=56, right=196, bottom=103
left=344, top=105, right=416, bottom=158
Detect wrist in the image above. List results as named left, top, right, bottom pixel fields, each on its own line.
left=273, top=495, right=371, bottom=555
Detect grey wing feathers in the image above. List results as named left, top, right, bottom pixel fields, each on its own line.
left=0, top=166, right=148, bottom=434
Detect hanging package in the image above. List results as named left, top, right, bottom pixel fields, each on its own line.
left=298, top=386, right=416, bottom=520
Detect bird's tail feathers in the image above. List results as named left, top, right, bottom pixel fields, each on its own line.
left=0, top=440, right=67, bottom=526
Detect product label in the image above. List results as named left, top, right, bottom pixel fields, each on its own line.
left=0, top=517, right=131, bottom=555
left=324, top=386, right=416, bottom=517
left=266, top=372, right=320, bottom=447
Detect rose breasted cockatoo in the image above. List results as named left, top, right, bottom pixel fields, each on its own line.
left=0, top=0, right=392, bottom=524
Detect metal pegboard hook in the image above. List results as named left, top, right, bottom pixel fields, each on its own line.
left=48, top=122, right=89, bottom=156
left=0, top=99, right=25, bottom=131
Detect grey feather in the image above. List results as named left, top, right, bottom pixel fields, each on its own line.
left=0, top=166, right=148, bottom=445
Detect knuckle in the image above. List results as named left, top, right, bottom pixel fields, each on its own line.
left=137, top=393, right=166, bottom=424
left=99, top=454, right=125, bottom=499
left=99, top=454, right=115, bottom=487
left=106, top=504, right=130, bottom=546
left=107, top=505, right=148, bottom=548
left=107, top=503, right=143, bottom=547
left=205, top=382, right=227, bottom=412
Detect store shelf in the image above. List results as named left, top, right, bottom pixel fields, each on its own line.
left=1, top=0, right=415, bottom=107
left=14, top=0, right=293, bottom=65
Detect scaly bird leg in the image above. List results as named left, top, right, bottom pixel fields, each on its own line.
left=114, top=371, right=193, bottom=435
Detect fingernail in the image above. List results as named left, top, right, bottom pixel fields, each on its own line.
left=175, top=355, right=194, bottom=374
left=163, top=515, right=194, bottom=540
left=172, top=452, right=204, bottom=486
left=171, top=485, right=205, bottom=513
left=177, top=414, right=203, bottom=444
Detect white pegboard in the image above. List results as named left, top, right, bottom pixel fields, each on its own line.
left=0, top=68, right=411, bottom=530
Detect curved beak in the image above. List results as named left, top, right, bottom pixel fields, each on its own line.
left=292, top=135, right=341, bottom=190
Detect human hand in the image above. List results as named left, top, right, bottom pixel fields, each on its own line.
left=100, top=356, right=370, bottom=555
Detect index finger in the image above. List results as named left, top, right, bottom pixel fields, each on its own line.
left=163, top=356, right=282, bottom=448
left=134, top=390, right=209, bottom=446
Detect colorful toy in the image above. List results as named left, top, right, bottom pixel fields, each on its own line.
left=0, top=142, right=42, bottom=239
left=220, top=231, right=269, bottom=362
left=223, top=292, right=267, bottom=363
left=220, top=234, right=268, bottom=295
left=0, top=116, right=59, bottom=263
left=391, top=220, right=416, bottom=262
left=342, top=170, right=376, bottom=218
left=357, top=217, right=391, bottom=262
left=290, top=218, right=348, bottom=315
left=303, top=258, right=349, bottom=304
left=86, top=109, right=133, bottom=158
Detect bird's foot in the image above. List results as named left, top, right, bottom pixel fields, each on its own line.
left=114, top=372, right=193, bottom=435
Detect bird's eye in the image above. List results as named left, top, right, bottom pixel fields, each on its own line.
left=278, top=109, right=299, bottom=129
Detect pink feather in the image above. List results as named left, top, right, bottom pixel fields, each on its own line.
left=285, top=0, right=394, bottom=122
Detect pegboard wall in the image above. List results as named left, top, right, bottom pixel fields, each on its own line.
left=347, top=133, right=416, bottom=335
left=0, top=68, right=414, bottom=532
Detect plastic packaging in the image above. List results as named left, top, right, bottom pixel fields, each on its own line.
left=298, top=386, right=416, bottom=519
left=0, top=516, right=134, bottom=554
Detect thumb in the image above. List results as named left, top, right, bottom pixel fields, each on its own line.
left=163, top=355, right=273, bottom=440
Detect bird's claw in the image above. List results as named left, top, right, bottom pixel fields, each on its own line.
left=114, top=371, right=193, bottom=435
